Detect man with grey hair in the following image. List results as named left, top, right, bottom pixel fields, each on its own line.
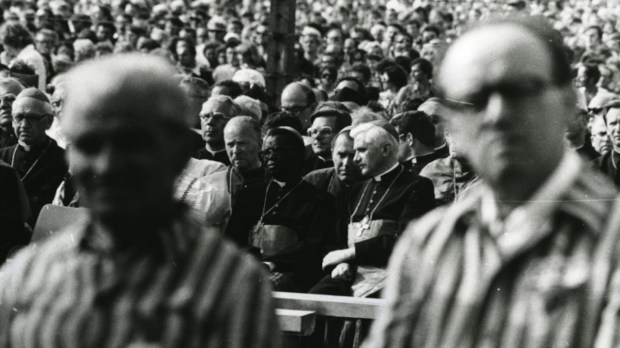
left=205, top=115, right=269, bottom=245
left=311, top=120, right=434, bottom=297
left=194, top=94, right=241, bottom=165
left=364, top=17, right=620, bottom=348
left=0, top=54, right=281, bottom=347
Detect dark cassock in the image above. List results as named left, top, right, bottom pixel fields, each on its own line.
left=193, top=147, right=231, bottom=166
left=0, top=160, right=30, bottom=263
left=303, top=152, right=334, bottom=174
left=434, top=142, right=450, bottom=159
left=593, top=151, right=620, bottom=188
left=311, top=163, right=435, bottom=297
left=401, top=151, right=443, bottom=175
left=232, top=178, right=337, bottom=292
left=304, top=166, right=353, bottom=249
left=0, top=137, right=68, bottom=224
left=209, top=165, right=270, bottom=246
left=0, top=128, right=16, bottom=148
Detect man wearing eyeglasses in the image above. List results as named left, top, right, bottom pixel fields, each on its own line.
left=235, top=127, right=336, bottom=292
left=303, top=108, right=352, bottom=174
left=0, top=78, right=24, bottom=148
left=280, top=82, right=316, bottom=130
left=364, top=17, right=620, bottom=348
left=193, top=95, right=241, bottom=166
left=0, top=87, right=67, bottom=224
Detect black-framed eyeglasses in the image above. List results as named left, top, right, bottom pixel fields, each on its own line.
left=12, top=113, right=49, bottom=124
left=199, top=112, right=228, bottom=122
left=308, top=126, right=333, bottom=137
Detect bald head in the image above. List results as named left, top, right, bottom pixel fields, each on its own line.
left=281, top=82, right=316, bottom=128
left=0, top=78, right=24, bottom=96
left=437, top=18, right=574, bottom=206
left=62, top=54, right=189, bottom=140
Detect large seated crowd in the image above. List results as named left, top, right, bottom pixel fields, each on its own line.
left=3, top=0, right=620, bottom=346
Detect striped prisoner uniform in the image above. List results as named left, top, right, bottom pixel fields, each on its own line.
left=364, top=153, right=620, bottom=348
left=0, top=208, right=281, bottom=348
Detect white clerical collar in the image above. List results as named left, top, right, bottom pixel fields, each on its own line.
left=373, top=162, right=399, bottom=181
left=205, top=147, right=226, bottom=156
left=273, top=179, right=286, bottom=187
left=481, top=151, right=581, bottom=234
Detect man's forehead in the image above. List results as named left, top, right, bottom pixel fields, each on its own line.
left=439, top=24, right=552, bottom=95
left=607, top=108, right=620, bottom=120
left=12, top=98, right=48, bottom=114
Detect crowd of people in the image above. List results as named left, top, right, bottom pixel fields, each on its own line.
left=3, top=0, right=620, bottom=347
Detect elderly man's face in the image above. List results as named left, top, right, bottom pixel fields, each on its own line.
left=309, top=116, right=337, bottom=157
left=224, top=123, right=260, bottom=171
left=0, top=83, right=21, bottom=129
left=199, top=99, right=232, bottom=145
left=333, top=133, right=359, bottom=183
left=439, top=24, right=569, bottom=189
left=592, top=115, right=611, bottom=155
left=12, top=97, right=52, bottom=146
left=354, top=134, right=386, bottom=177
left=606, top=108, right=620, bottom=152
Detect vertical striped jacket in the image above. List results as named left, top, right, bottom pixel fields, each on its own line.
left=363, top=165, right=620, bottom=348
left=0, top=209, right=281, bottom=348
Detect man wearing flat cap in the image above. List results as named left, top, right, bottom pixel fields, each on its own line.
left=0, top=54, right=280, bottom=347
left=311, top=120, right=434, bottom=297
left=0, top=87, right=67, bottom=224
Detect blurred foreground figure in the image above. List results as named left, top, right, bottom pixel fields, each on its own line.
left=0, top=54, right=280, bottom=348
left=364, top=17, right=620, bottom=348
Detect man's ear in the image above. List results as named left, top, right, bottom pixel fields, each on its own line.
left=381, top=142, right=391, bottom=157
left=406, top=133, right=414, bottom=147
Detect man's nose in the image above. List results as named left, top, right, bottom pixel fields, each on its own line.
left=92, top=146, right=121, bottom=175
left=482, top=92, right=514, bottom=128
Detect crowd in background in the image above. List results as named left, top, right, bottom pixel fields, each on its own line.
left=2, top=0, right=620, bottom=345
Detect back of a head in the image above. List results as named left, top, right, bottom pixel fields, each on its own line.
left=391, top=110, right=435, bottom=147
left=62, top=54, right=190, bottom=138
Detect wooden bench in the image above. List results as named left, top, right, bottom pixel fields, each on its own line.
left=274, top=292, right=383, bottom=321
left=276, top=309, right=316, bottom=336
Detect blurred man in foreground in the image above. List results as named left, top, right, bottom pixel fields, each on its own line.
left=0, top=54, right=280, bottom=348
left=365, top=17, right=620, bottom=348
